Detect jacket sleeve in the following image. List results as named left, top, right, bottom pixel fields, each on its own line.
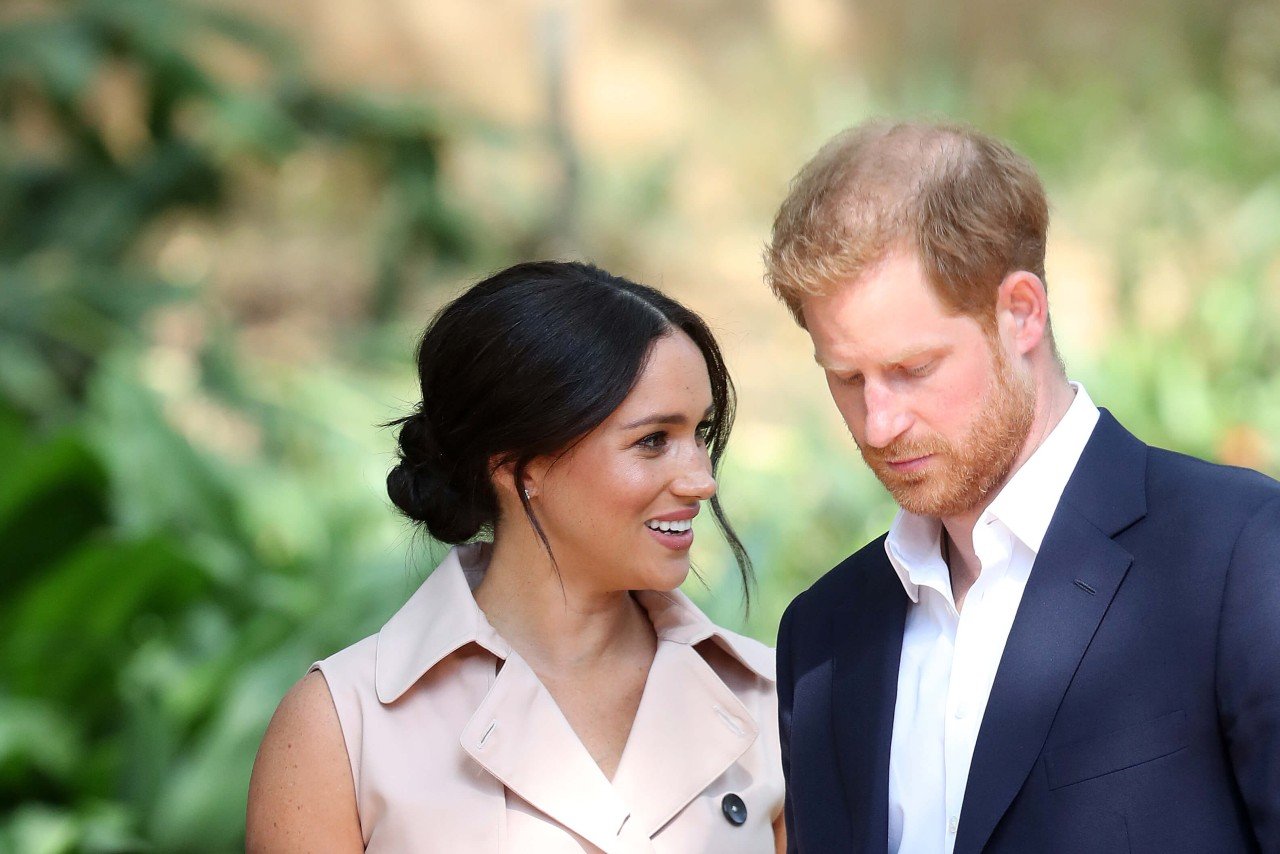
left=776, top=594, right=800, bottom=854
left=1216, top=495, right=1280, bottom=849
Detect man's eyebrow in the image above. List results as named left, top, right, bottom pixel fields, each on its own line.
left=813, top=350, right=857, bottom=372
left=620, top=404, right=715, bottom=430
left=886, top=345, right=942, bottom=365
left=814, top=345, right=946, bottom=371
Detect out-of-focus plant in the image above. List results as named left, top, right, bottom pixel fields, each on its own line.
left=0, top=1, right=497, bottom=851
left=2, top=0, right=1278, bottom=851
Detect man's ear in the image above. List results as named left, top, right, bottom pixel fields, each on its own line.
left=997, top=270, right=1050, bottom=357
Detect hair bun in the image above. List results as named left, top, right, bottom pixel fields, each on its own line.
left=387, top=412, right=486, bottom=543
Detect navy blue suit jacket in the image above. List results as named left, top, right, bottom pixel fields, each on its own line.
left=776, top=410, right=1280, bottom=853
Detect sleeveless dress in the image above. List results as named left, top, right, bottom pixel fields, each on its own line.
left=312, top=543, right=783, bottom=853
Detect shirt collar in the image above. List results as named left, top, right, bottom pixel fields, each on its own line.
left=986, top=381, right=1099, bottom=552
left=885, top=381, right=1100, bottom=602
left=374, top=542, right=772, bottom=703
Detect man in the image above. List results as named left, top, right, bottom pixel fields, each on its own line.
left=766, top=120, right=1280, bottom=853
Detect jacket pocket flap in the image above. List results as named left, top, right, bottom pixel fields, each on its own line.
left=1044, top=710, right=1187, bottom=790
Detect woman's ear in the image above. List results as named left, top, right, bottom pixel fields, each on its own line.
left=490, top=456, right=541, bottom=504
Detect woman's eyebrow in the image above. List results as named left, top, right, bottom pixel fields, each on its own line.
left=620, top=405, right=715, bottom=430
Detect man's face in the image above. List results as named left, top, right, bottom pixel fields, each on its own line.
left=800, top=250, right=1036, bottom=520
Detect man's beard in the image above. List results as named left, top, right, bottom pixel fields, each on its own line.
left=859, top=346, right=1036, bottom=519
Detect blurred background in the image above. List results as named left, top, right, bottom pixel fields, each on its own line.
left=2, top=0, right=1278, bottom=849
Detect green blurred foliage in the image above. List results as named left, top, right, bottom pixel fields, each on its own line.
left=1, top=0, right=1278, bottom=852
left=0, top=1, right=488, bottom=850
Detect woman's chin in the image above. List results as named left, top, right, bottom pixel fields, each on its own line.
left=636, top=558, right=693, bottom=592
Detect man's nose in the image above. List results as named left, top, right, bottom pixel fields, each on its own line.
left=862, top=384, right=911, bottom=449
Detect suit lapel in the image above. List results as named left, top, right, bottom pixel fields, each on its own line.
left=830, top=542, right=909, bottom=854
left=953, top=509, right=1133, bottom=853
left=954, top=410, right=1147, bottom=854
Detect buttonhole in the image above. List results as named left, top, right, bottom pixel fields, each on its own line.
left=1073, top=579, right=1097, bottom=595
left=479, top=721, right=497, bottom=748
left=714, top=706, right=746, bottom=736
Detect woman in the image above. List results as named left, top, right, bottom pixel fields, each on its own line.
left=246, top=261, right=784, bottom=852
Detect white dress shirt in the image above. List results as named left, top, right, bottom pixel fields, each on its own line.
left=885, top=383, right=1100, bottom=854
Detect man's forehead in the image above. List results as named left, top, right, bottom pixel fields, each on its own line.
left=803, top=283, right=982, bottom=370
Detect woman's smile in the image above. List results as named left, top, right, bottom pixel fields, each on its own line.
left=644, top=511, right=697, bottom=550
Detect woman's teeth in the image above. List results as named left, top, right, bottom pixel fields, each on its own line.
left=646, top=519, right=692, bottom=533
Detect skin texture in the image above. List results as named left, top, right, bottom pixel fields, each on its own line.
left=246, top=330, right=786, bottom=851
left=801, top=248, right=1075, bottom=610
left=246, top=671, right=363, bottom=854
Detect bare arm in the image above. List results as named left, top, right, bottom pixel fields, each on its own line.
left=246, top=671, right=364, bottom=853
left=773, top=813, right=787, bottom=853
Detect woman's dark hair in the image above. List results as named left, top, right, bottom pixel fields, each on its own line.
left=386, top=260, right=753, bottom=601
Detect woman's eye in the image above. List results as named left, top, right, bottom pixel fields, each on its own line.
left=637, top=432, right=668, bottom=451
left=696, top=421, right=714, bottom=443
left=905, top=362, right=934, bottom=378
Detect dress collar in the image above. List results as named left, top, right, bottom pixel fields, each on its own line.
left=374, top=542, right=772, bottom=704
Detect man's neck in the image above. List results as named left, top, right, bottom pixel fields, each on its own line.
left=941, top=376, right=1077, bottom=609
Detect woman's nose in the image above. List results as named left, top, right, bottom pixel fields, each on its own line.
left=672, top=450, right=717, bottom=500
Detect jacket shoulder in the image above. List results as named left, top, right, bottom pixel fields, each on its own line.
left=786, top=533, right=893, bottom=618
left=1145, top=445, right=1280, bottom=515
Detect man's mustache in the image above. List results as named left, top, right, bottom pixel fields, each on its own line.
left=858, top=436, right=950, bottom=468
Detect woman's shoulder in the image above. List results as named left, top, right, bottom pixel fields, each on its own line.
left=311, top=633, right=380, bottom=695
left=247, top=671, right=364, bottom=852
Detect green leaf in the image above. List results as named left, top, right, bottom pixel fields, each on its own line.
left=0, top=426, right=110, bottom=598
left=0, top=19, right=103, bottom=105
left=0, top=695, right=86, bottom=798
left=0, top=537, right=210, bottom=717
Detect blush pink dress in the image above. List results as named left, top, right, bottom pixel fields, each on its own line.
left=312, top=543, right=783, bottom=853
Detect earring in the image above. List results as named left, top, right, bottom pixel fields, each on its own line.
left=522, top=488, right=531, bottom=501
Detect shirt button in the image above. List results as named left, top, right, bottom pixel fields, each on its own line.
left=954, top=706, right=968, bottom=719
left=948, top=816, right=959, bottom=834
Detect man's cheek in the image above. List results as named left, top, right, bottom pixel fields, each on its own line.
left=835, top=402, right=867, bottom=444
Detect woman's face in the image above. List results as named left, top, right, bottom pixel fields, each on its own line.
left=527, top=330, right=718, bottom=594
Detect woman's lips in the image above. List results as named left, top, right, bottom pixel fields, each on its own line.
left=647, top=526, right=694, bottom=551
left=645, top=506, right=697, bottom=551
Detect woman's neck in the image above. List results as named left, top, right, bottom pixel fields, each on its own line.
left=473, top=534, right=656, bottom=673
